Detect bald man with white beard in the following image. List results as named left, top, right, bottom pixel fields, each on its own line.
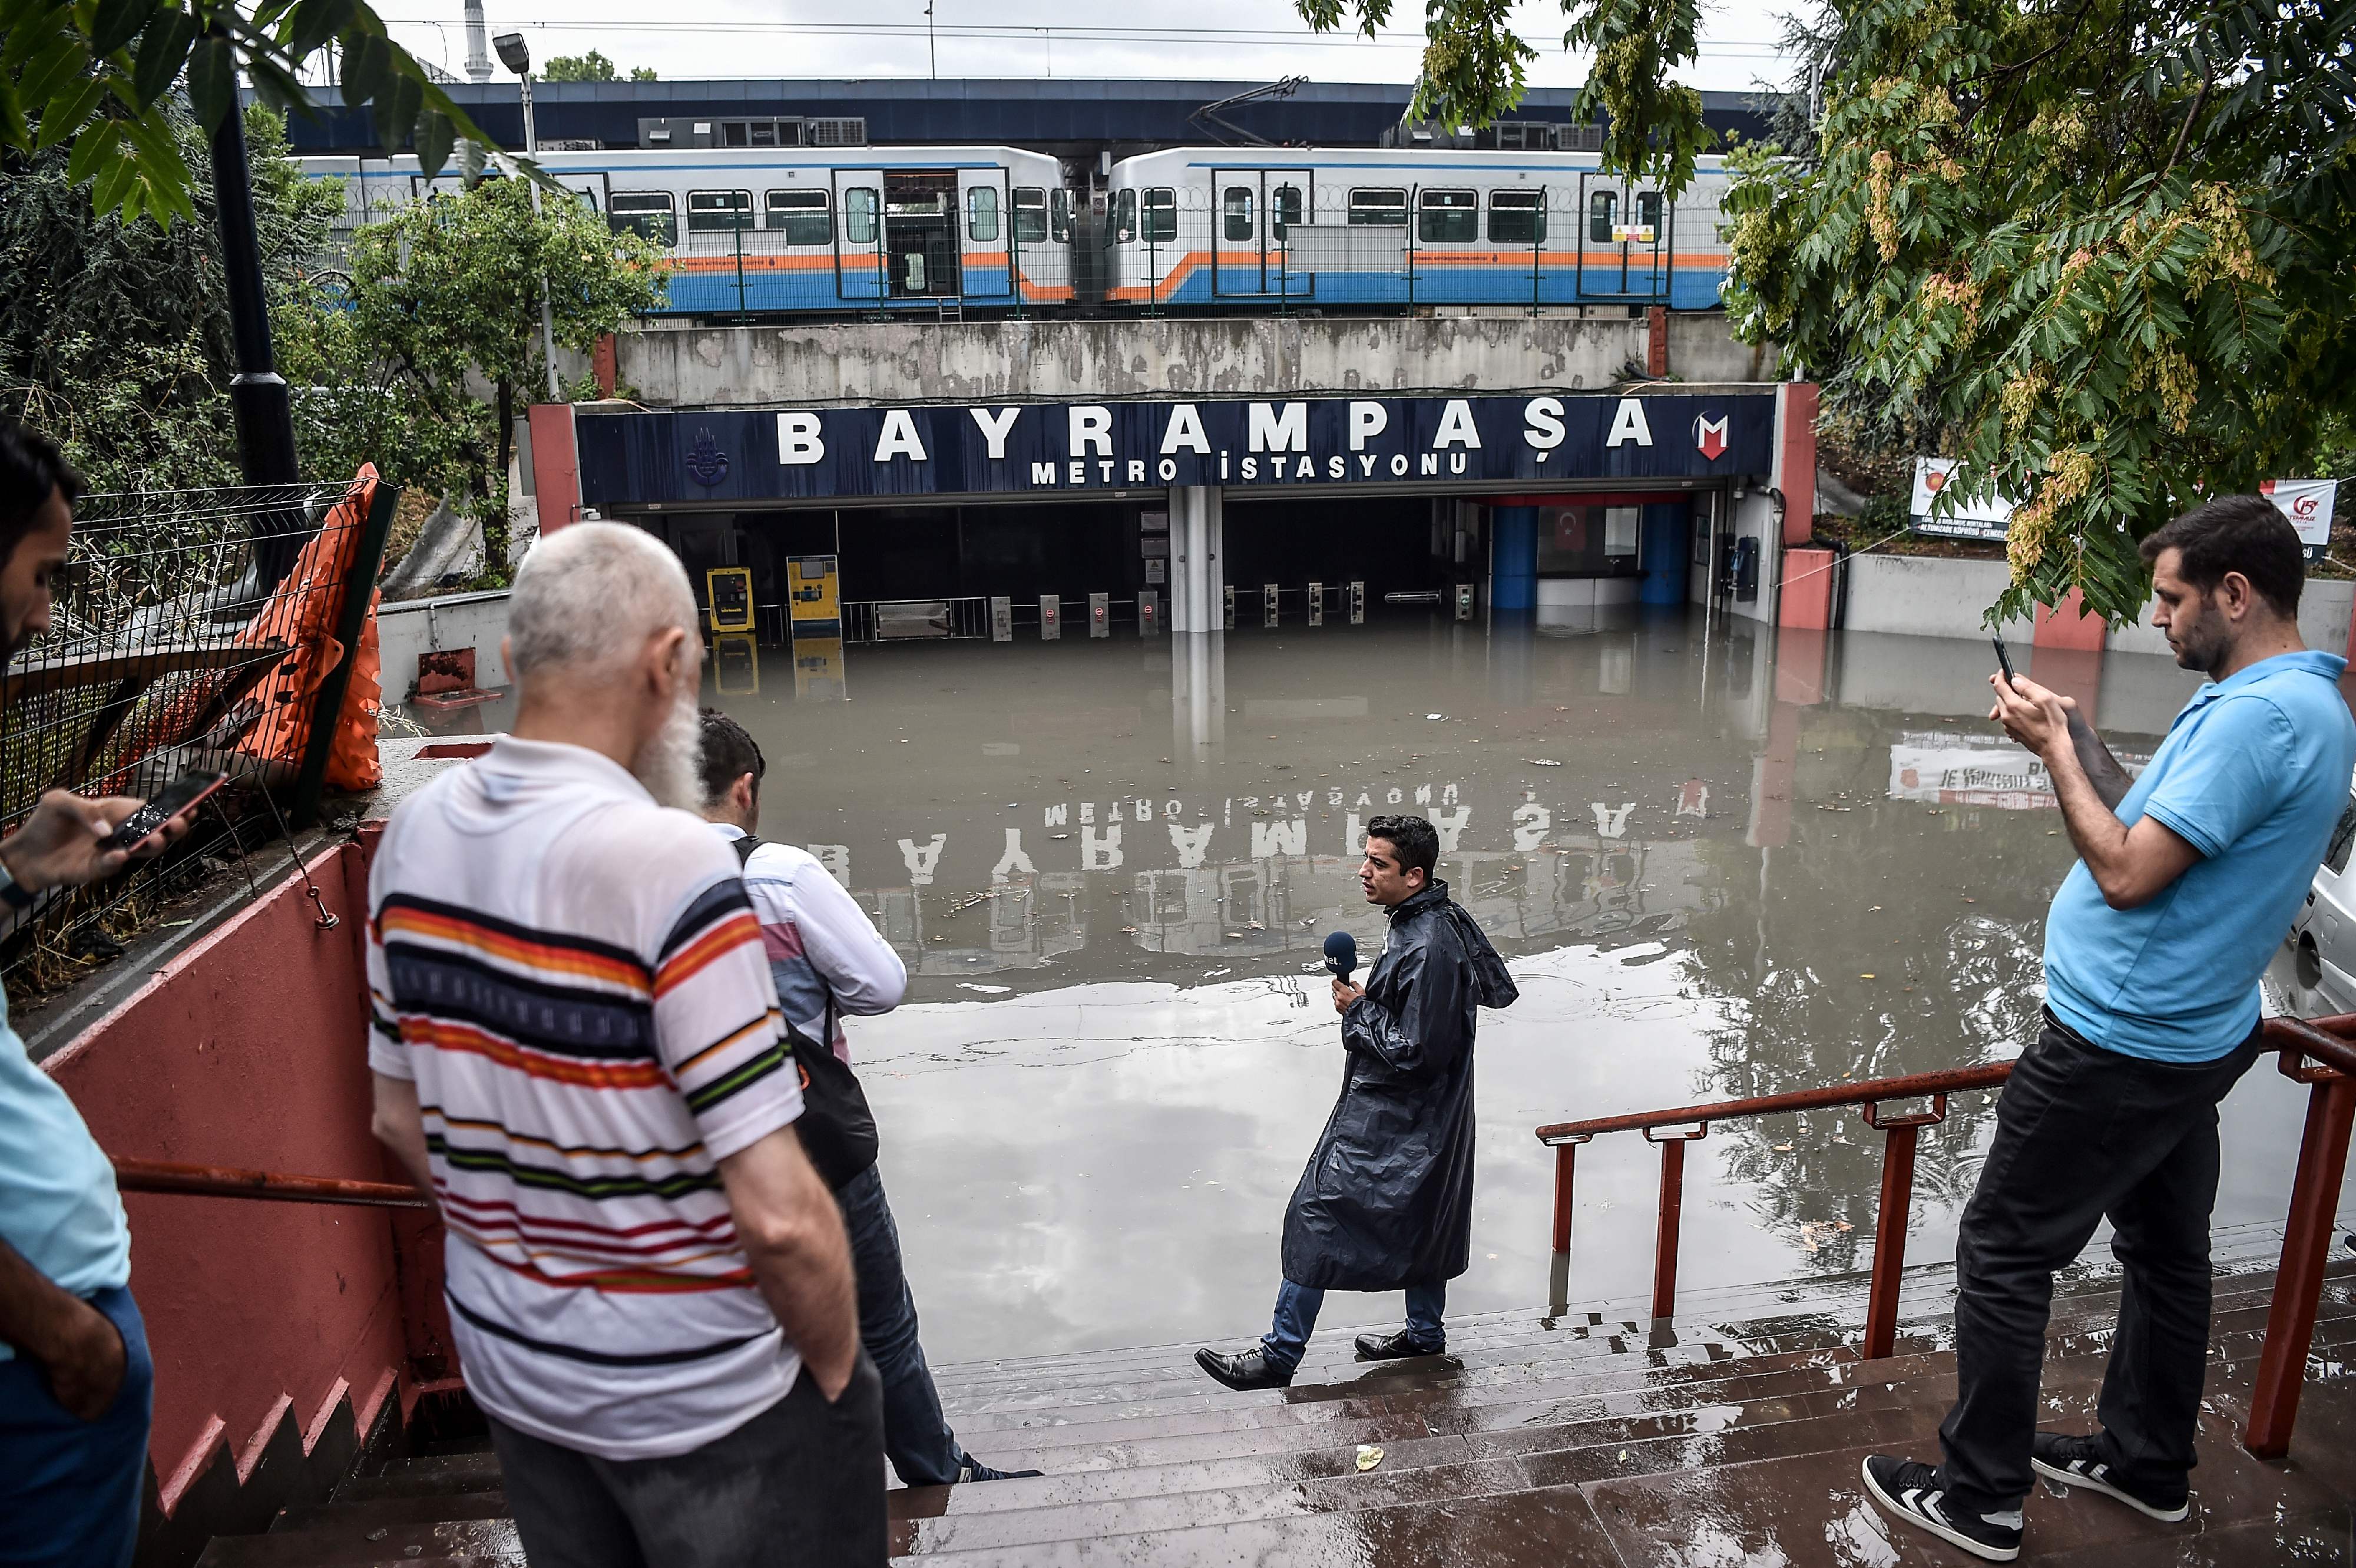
left=366, top=523, right=884, bottom=1568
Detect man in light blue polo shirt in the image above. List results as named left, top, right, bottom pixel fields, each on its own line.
left=1866, top=494, right=2356, bottom=1562
left=0, top=421, right=194, bottom=1568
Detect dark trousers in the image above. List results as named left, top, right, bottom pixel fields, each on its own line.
left=0, top=1286, right=151, bottom=1568
left=1936, top=1013, right=2264, bottom=1510
left=488, top=1354, right=886, bottom=1568
left=835, top=1162, right=973, bottom=1486
left=1261, top=1278, right=1447, bottom=1372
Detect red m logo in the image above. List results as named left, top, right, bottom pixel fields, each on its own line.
left=1694, top=414, right=1729, bottom=461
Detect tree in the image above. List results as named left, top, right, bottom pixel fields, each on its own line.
left=1300, top=0, right=2356, bottom=625
left=2, top=0, right=497, bottom=228
left=541, top=49, right=655, bottom=82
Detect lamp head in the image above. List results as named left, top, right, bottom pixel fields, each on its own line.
left=492, top=31, right=530, bottom=75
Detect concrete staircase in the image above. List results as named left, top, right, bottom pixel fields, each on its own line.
left=194, top=1261, right=2356, bottom=1567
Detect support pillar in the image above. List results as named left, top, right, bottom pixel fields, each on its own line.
left=528, top=404, right=581, bottom=534
left=1168, top=485, right=1225, bottom=635
left=1491, top=505, right=1538, bottom=613
left=1639, top=501, right=1689, bottom=605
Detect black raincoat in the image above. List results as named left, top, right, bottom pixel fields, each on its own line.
left=1280, top=879, right=1518, bottom=1292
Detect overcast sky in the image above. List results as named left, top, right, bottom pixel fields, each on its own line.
left=372, top=0, right=1805, bottom=96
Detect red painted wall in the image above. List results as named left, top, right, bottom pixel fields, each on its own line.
left=42, top=844, right=423, bottom=1512
left=528, top=403, right=581, bottom=535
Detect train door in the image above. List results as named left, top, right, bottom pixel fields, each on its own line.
left=1209, top=167, right=1313, bottom=297
left=832, top=169, right=886, bottom=302
left=958, top=169, right=1015, bottom=303
left=1574, top=173, right=1672, bottom=303
left=884, top=171, right=961, bottom=298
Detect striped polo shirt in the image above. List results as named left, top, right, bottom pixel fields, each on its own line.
left=367, top=736, right=805, bottom=1461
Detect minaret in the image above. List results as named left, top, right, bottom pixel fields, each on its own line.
left=462, top=0, right=493, bottom=82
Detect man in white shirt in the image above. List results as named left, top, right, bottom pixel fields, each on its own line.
left=699, top=709, right=1038, bottom=1488
left=367, top=524, right=882, bottom=1566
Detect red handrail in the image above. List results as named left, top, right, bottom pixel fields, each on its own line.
left=111, top=1157, right=433, bottom=1210
left=1532, top=1013, right=2356, bottom=1460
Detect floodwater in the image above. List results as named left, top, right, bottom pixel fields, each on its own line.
left=687, top=613, right=2356, bottom=1367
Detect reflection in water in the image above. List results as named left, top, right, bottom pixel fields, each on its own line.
left=698, top=614, right=2345, bottom=1363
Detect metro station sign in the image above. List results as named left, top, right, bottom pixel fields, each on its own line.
left=574, top=392, right=1776, bottom=508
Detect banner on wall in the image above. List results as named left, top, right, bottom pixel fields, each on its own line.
left=1910, top=458, right=2016, bottom=541
left=2261, top=478, right=2338, bottom=560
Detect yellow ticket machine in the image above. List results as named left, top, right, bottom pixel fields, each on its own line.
left=787, top=556, right=842, bottom=639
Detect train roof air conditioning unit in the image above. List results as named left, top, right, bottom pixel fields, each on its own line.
left=806, top=117, right=868, bottom=147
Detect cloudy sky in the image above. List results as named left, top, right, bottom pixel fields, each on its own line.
left=371, top=0, right=1804, bottom=96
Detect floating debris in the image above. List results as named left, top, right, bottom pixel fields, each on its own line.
left=956, top=983, right=1011, bottom=994
left=1356, top=1444, right=1385, bottom=1472
left=1527, top=758, right=1561, bottom=768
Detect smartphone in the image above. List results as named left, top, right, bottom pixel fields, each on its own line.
left=105, top=770, right=226, bottom=852
left=1991, top=636, right=2017, bottom=686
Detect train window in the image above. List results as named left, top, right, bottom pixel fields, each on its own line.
left=845, top=188, right=878, bottom=244
left=1349, top=188, right=1407, bottom=226
left=608, top=191, right=677, bottom=246
left=1636, top=191, right=1663, bottom=234
left=1273, top=183, right=1303, bottom=239
left=687, top=190, right=754, bottom=233
left=1111, top=187, right=1136, bottom=244
left=1417, top=188, right=1477, bottom=243
left=765, top=189, right=832, bottom=246
left=1589, top=190, right=1617, bottom=243
left=1143, top=187, right=1177, bottom=243
left=1051, top=188, right=1072, bottom=242
left=1223, top=186, right=1254, bottom=242
left=968, top=186, right=1000, bottom=242
left=1013, top=187, right=1049, bottom=243
left=1489, top=188, right=1546, bottom=244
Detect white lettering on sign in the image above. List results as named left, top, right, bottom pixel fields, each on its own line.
left=1605, top=398, right=1655, bottom=448
left=1249, top=402, right=1308, bottom=453
left=1391, top=454, right=1409, bottom=476
left=1081, top=825, right=1123, bottom=870
left=1068, top=461, right=1086, bottom=485
left=1294, top=456, right=1315, bottom=479
left=969, top=405, right=1021, bottom=459
left=1240, top=456, right=1259, bottom=479
left=1043, top=804, right=1068, bottom=826
left=778, top=412, right=825, bottom=465
left=1128, top=459, right=1147, bottom=483
left=1512, top=802, right=1552, bottom=852
left=1161, top=403, right=1212, bottom=454
left=1432, top=399, right=1483, bottom=450
left=1158, top=457, right=1177, bottom=481
left=1252, top=819, right=1308, bottom=859
left=1327, top=455, right=1346, bottom=479
left=1169, top=822, right=1214, bottom=869
left=898, top=833, right=947, bottom=885
left=1349, top=401, right=1389, bottom=451
left=1070, top=405, right=1113, bottom=456
left=1592, top=801, right=1636, bottom=838
left=1419, top=453, right=1439, bottom=475
left=1524, top=396, right=1566, bottom=451
left=873, top=409, right=928, bottom=463
left=991, top=828, right=1035, bottom=881
left=1429, top=805, right=1471, bottom=853
left=1031, top=461, right=1058, bottom=484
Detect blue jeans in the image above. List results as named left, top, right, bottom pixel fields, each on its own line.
left=0, top=1285, right=153, bottom=1568
left=835, top=1163, right=972, bottom=1486
left=1260, top=1278, right=1446, bottom=1372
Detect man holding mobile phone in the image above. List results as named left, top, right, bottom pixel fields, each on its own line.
left=1864, top=497, right=2356, bottom=1562
left=0, top=419, right=194, bottom=1568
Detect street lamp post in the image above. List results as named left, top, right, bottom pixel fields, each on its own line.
left=494, top=32, right=563, bottom=403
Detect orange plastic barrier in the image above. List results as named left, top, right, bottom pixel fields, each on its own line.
left=236, top=467, right=383, bottom=790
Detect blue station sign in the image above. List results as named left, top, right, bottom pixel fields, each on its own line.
left=575, top=392, right=1775, bottom=507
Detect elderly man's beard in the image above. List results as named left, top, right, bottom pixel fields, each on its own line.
left=632, top=687, right=704, bottom=811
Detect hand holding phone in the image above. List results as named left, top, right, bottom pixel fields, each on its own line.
left=1991, top=636, right=2017, bottom=687
left=105, top=771, right=226, bottom=852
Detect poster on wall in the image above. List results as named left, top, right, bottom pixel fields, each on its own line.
left=2260, top=479, right=2338, bottom=561
left=1910, top=458, right=2016, bottom=541
left=1889, top=730, right=2148, bottom=811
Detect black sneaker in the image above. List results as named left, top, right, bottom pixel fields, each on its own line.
left=954, top=1460, right=1044, bottom=1483
left=1861, top=1455, right=2023, bottom=1562
left=2031, top=1431, right=2189, bottom=1522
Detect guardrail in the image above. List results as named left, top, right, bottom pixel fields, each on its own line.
left=1534, top=1013, right=2356, bottom=1460
left=112, top=1156, right=432, bottom=1210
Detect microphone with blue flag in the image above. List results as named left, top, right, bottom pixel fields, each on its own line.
left=1323, top=930, right=1357, bottom=984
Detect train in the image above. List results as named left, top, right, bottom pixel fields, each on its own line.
left=295, top=143, right=1733, bottom=317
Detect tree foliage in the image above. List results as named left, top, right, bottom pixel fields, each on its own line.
left=2, top=0, right=496, bottom=227
left=541, top=49, right=654, bottom=82
left=1305, top=0, right=2356, bottom=624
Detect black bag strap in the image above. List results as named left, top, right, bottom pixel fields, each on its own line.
left=730, top=831, right=763, bottom=866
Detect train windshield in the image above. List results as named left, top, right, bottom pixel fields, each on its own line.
left=609, top=191, right=677, bottom=246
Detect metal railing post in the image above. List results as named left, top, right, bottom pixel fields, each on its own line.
left=1858, top=1094, right=1948, bottom=1361
left=1644, top=1123, right=1704, bottom=1322
left=2246, top=1061, right=2356, bottom=1458
left=734, top=223, right=747, bottom=315
left=290, top=479, right=399, bottom=829
left=1550, top=1138, right=1582, bottom=1253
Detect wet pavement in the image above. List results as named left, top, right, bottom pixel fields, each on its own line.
left=538, top=611, right=2354, bottom=1364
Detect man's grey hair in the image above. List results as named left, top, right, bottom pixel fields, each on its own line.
left=508, top=522, right=697, bottom=681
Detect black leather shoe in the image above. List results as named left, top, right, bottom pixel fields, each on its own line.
left=1355, top=1328, right=1445, bottom=1361
left=1194, top=1346, right=1293, bottom=1390
left=954, top=1460, right=1044, bottom=1483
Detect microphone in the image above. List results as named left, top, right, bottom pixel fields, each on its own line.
left=1323, top=931, right=1357, bottom=984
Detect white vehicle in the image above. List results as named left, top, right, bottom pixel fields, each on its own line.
left=2285, top=765, right=2356, bottom=1014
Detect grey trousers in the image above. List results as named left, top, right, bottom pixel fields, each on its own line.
left=487, top=1354, right=886, bottom=1568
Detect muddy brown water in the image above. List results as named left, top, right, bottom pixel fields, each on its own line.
left=672, top=613, right=2352, bottom=1366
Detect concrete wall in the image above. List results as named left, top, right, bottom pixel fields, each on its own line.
left=377, top=590, right=513, bottom=702
left=44, top=845, right=426, bottom=1523
left=1668, top=311, right=1779, bottom=383
left=2107, top=577, right=2355, bottom=661
left=1843, top=555, right=2037, bottom=641
left=619, top=315, right=1669, bottom=409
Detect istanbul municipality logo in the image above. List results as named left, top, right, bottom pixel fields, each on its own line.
left=686, top=428, right=730, bottom=488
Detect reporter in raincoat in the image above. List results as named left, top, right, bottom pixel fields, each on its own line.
left=1196, top=815, right=1517, bottom=1390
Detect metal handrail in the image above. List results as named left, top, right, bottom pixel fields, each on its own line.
left=111, top=1156, right=432, bottom=1210
left=1532, top=1013, right=2356, bottom=1461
